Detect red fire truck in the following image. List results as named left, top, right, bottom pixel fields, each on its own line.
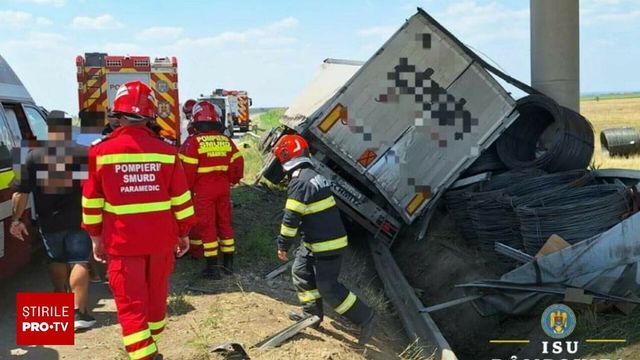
left=76, top=53, right=181, bottom=143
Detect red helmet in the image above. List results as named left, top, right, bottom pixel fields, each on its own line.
left=182, top=99, right=196, bottom=116
left=112, top=80, right=156, bottom=119
left=272, top=134, right=312, bottom=171
left=192, top=101, right=221, bottom=123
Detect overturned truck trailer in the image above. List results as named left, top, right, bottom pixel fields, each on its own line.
left=262, top=8, right=524, bottom=241
left=258, top=8, right=547, bottom=358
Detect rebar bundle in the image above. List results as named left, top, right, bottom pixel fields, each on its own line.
left=600, top=127, right=640, bottom=157
left=466, top=169, right=545, bottom=255
left=516, top=183, right=633, bottom=255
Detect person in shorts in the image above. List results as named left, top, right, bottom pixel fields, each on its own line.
left=10, top=110, right=96, bottom=331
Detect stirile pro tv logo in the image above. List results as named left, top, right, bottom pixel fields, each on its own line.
left=16, top=292, right=74, bottom=345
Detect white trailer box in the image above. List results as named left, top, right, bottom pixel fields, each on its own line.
left=300, top=9, right=518, bottom=224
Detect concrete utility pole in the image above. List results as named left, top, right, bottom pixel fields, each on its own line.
left=530, top=0, right=580, bottom=112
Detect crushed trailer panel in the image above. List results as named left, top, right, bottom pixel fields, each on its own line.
left=303, top=10, right=518, bottom=223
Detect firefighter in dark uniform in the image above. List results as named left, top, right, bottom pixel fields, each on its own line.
left=272, top=134, right=376, bottom=345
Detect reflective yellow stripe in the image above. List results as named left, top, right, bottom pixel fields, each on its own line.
left=335, top=292, right=357, bottom=315
left=129, top=343, right=157, bottom=360
left=97, top=153, right=175, bottom=165
left=231, top=151, right=243, bottom=162
left=179, top=153, right=199, bottom=164
left=285, top=198, right=307, bottom=214
left=123, top=329, right=151, bottom=346
left=204, top=250, right=218, bottom=257
left=221, top=246, right=235, bottom=253
left=104, top=200, right=171, bottom=215
left=151, top=334, right=160, bottom=342
left=203, top=242, right=218, bottom=249
left=285, top=196, right=336, bottom=215
left=171, top=191, right=191, bottom=206
left=298, top=289, right=321, bottom=303
left=220, top=238, right=234, bottom=246
left=148, top=318, right=166, bottom=331
left=175, top=206, right=194, bottom=220
left=0, top=170, right=15, bottom=190
left=189, top=239, right=203, bottom=245
left=305, top=196, right=336, bottom=214
left=82, top=196, right=105, bottom=208
left=304, top=236, right=348, bottom=253
left=82, top=213, right=103, bottom=225
left=197, top=165, right=229, bottom=173
left=280, top=224, right=298, bottom=237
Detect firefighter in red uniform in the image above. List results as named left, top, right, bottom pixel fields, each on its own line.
left=82, top=81, right=196, bottom=360
left=182, top=99, right=196, bottom=136
left=179, top=101, right=243, bottom=279
left=272, top=134, right=376, bottom=345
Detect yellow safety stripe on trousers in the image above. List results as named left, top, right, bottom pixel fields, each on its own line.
left=220, top=246, right=235, bottom=253
left=231, top=151, right=243, bottom=162
left=174, top=206, right=195, bottom=220
left=285, top=196, right=336, bottom=215
left=189, top=239, right=203, bottom=245
left=103, top=200, right=171, bottom=215
left=197, top=165, right=229, bottom=173
left=170, top=191, right=191, bottom=206
left=280, top=224, right=298, bottom=238
left=304, top=236, right=348, bottom=253
left=220, top=238, right=234, bottom=246
left=335, top=292, right=357, bottom=315
left=204, top=250, right=218, bottom=257
left=179, top=153, right=199, bottom=165
left=148, top=318, right=166, bottom=331
left=82, top=196, right=104, bottom=208
left=97, top=153, right=175, bottom=165
left=129, top=343, right=158, bottom=360
left=203, top=242, right=218, bottom=249
left=82, top=213, right=103, bottom=225
left=151, top=334, right=160, bottom=342
left=123, top=328, right=152, bottom=346
left=298, top=289, right=321, bottom=303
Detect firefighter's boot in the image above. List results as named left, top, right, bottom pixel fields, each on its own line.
left=222, top=254, right=234, bottom=275
left=358, top=312, right=377, bottom=346
left=201, top=257, right=221, bottom=280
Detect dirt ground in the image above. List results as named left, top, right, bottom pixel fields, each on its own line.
left=0, top=247, right=407, bottom=360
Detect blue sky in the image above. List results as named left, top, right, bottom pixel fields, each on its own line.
left=0, top=0, right=638, bottom=113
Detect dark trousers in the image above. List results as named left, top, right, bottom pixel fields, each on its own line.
left=291, top=245, right=372, bottom=325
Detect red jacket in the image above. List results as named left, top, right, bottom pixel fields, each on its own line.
left=178, top=131, right=244, bottom=197
left=82, top=125, right=196, bottom=256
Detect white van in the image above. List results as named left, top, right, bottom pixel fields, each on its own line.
left=0, top=54, right=49, bottom=281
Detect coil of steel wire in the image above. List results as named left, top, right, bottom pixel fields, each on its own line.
left=498, top=170, right=596, bottom=250
left=496, top=95, right=594, bottom=172
left=600, top=127, right=640, bottom=157
left=466, top=169, right=545, bottom=257
left=516, top=183, right=633, bottom=255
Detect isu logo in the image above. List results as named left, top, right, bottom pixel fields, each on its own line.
left=541, top=303, right=576, bottom=339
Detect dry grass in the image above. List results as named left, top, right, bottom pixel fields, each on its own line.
left=581, top=97, right=640, bottom=169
